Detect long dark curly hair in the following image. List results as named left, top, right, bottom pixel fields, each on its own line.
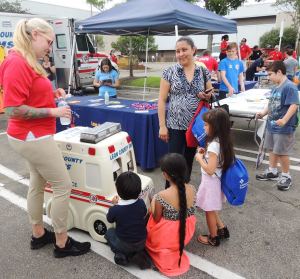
left=160, top=153, right=188, bottom=267
left=202, top=108, right=235, bottom=171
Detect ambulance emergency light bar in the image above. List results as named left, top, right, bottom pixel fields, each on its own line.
left=80, top=122, right=121, bottom=144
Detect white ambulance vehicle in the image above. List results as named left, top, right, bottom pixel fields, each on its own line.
left=44, top=124, right=154, bottom=243
left=0, top=13, right=108, bottom=92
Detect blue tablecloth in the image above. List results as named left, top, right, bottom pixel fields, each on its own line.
left=212, top=80, right=257, bottom=91
left=57, top=96, right=168, bottom=170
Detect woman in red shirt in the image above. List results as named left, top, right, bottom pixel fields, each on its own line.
left=219, top=35, right=229, bottom=61
left=0, top=18, right=90, bottom=257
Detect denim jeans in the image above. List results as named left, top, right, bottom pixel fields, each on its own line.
left=105, top=228, right=145, bottom=256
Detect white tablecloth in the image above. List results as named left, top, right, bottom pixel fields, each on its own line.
left=214, top=88, right=271, bottom=117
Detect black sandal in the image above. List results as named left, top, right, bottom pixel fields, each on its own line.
left=197, top=235, right=220, bottom=247
left=208, top=235, right=220, bottom=246
left=217, top=226, right=230, bottom=240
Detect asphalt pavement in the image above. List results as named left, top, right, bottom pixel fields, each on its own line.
left=1, top=70, right=300, bottom=278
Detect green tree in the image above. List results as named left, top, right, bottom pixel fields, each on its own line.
left=259, top=27, right=297, bottom=49
left=274, top=0, right=300, bottom=51
left=0, top=0, right=28, bottom=13
left=86, top=0, right=106, bottom=10
left=95, top=35, right=105, bottom=50
left=112, top=36, right=157, bottom=77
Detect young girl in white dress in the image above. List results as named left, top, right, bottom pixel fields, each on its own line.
left=195, top=108, right=235, bottom=246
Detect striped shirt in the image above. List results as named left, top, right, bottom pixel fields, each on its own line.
left=162, top=63, right=210, bottom=130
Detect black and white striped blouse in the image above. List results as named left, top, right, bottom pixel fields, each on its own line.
left=162, top=63, right=210, bottom=130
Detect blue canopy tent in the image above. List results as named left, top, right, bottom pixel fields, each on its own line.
left=75, top=0, right=237, bottom=35
left=72, top=0, right=237, bottom=96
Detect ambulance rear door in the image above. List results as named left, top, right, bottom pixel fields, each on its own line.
left=50, top=18, right=74, bottom=89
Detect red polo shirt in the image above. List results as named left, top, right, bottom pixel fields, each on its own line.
left=240, top=44, right=252, bottom=60
left=197, top=55, right=218, bottom=72
left=0, top=51, right=56, bottom=140
left=220, top=41, right=228, bottom=54
left=268, top=50, right=283, bottom=61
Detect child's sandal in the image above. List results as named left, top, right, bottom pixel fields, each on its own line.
left=208, top=235, right=220, bottom=246
left=197, top=235, right=220, bottom=247
left=217, top=226, right=230, bottom=240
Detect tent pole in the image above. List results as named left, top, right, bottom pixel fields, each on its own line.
left=68, top=33, right=76, bottom=96
left=143, top=35, right=149, bottom=100
left=175, top=25, right=178, bottom=39
left=235, top=33, right=241, bottom=59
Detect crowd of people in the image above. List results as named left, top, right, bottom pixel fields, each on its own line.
left=0, top=17, right=299, bottom=277
left=195, top=35, right=300, bottom=88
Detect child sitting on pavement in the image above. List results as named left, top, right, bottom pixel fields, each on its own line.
left=256, top=61, right=299, bottom=191
left=105, top=171, right=151, bottom=269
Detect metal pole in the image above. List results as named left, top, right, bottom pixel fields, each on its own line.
left=279, top=20, right=284, bottom=51
left=67, top=33, right=76, bottom=96
left=143, top=36, right=149, bottom=100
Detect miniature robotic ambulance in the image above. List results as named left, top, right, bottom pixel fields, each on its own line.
left=44, top=123, right=154, bottom=242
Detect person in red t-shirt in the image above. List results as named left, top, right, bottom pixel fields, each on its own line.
left=197, top=50, right=218, bottom=73
left=219, top=35, right=229, bottom=61
left=110, top=49, right=118, bottom=64
left=283, top=45, right=297, bottom=60
left=268, top=45, right=283, bottom=61
left=0, top=18, right=91, bottom=258
left=239, top=38, right=252, bottom=70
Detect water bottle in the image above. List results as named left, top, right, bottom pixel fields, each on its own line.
left=104, top=91, right=109, bottom=105
left=57, top=98, right=71, bottom=126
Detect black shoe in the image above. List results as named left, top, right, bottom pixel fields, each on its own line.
left=130, top=250, right=152, bottom=270
left=256, top=169, right=279, bottom=181
left=31, top=228, right=55, bottom=250
left=217, top=226, right=230, bottom=240
left=114, top=252, right=129, bottom=266
left=54, top=237, right=91, bottom=258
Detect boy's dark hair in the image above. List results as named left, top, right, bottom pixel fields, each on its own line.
left=222, top=34, right=229, bottom=40
left=115, top=171, right=141, bottom=200
left=160, top=153, right=188, bottom=267
left=253, top=45, right=258, bottom=49
left=286, top=49, right=294, bottom=56
left=176, top=36, right=197, bottom=56
left=202, top=109, right=235, bottom=171
left=267, top=61, right=286, bottom=75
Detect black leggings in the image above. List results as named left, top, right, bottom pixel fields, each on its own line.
left=166, top=128, right=197, bottom=185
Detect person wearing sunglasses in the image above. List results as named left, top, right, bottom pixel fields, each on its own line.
left=0, top=18, right=91, bottom=257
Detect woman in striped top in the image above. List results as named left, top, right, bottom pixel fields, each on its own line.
left=158, top=36, right=213, bottom=183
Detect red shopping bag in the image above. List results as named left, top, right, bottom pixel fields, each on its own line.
left=185, top=101, right=210, bottom=147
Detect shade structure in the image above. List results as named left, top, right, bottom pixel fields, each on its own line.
left=75, top=0, right=237, bottom=36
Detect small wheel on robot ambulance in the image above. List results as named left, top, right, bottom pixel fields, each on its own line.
left=87, top=212, right=112, bottom=242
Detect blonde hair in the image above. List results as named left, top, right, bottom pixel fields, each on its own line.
left=13, top=18, right=53, bottom=77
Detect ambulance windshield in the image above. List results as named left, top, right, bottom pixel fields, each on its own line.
left=76, top=34, right=95, bottom=53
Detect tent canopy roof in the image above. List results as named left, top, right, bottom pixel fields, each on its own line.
left=75, top=0, right=237, bottom=35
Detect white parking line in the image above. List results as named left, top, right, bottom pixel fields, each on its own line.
left=0, top=131, right=7, bottom=136
left=187, top=252, right=245, bottom=279
left=235, top=147, right=300, bottom=163
left=236, top=154, right=300, bottom=172
left=0, top=164, right=29, bottom=186
left=0, top=165, right=246, bottom=279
